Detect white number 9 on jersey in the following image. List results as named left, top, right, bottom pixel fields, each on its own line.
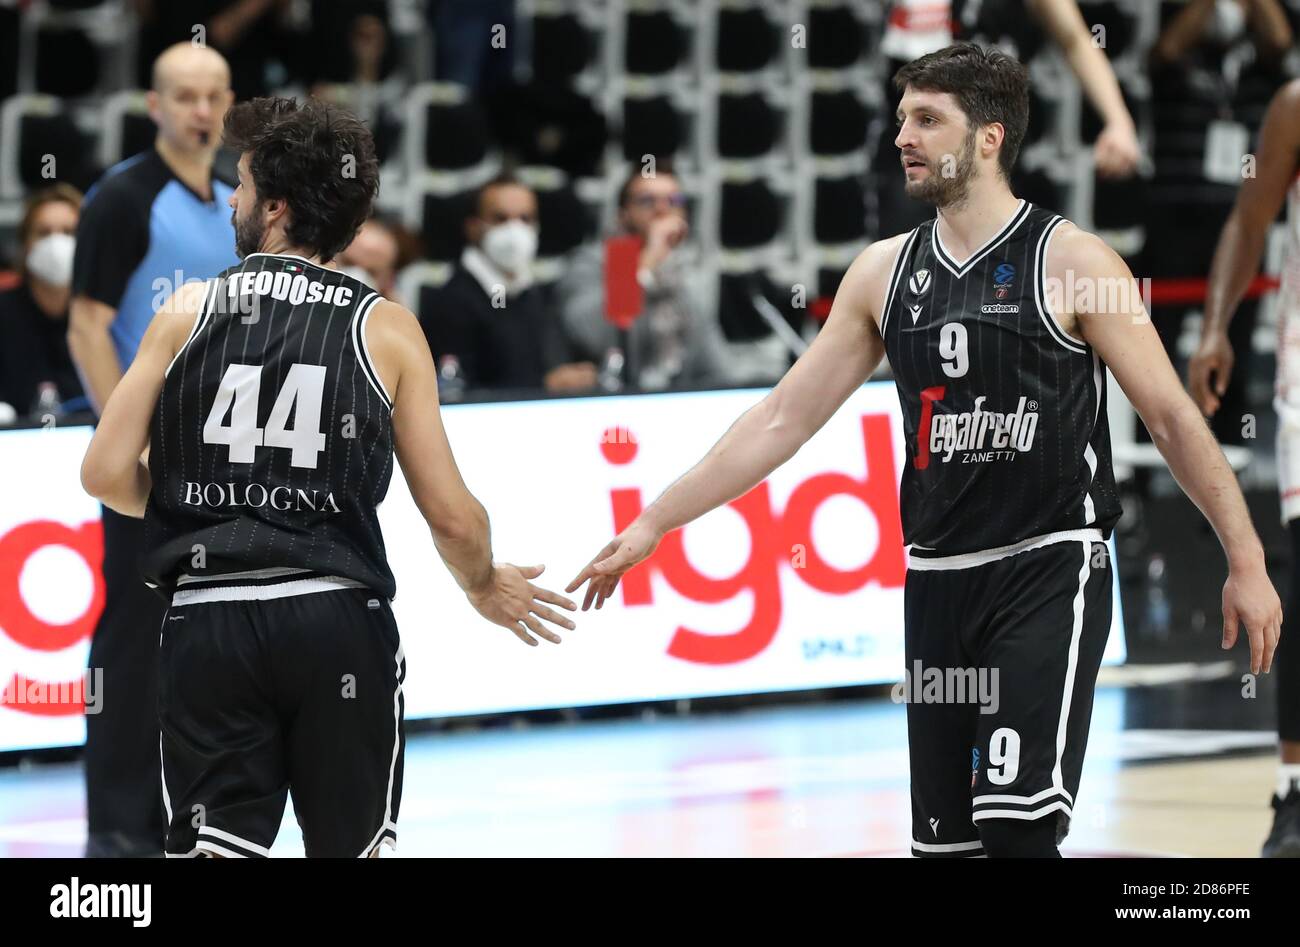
left=939, top=322, right=969, bottom=378
left=203, top=362, right=328, bottom=469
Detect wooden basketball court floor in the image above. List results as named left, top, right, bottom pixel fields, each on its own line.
left=0, top=678, right=1282, bottom=857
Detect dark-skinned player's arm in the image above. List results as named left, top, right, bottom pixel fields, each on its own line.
left=1060, top=226, right=1283, bottom=674
left=1189, top=79, right=1300, bottom=416
left=364, top=299, right=577, bottom=647
left=565, top=234, right=904, bottom=610
left=80, top=280, right=206, bottom=516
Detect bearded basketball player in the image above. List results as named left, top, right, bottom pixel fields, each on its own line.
left=1190, top=78, right=1300, bottom=858
left=568, top=44, right=1282, bottom=858
left=81, top=97, right=577, bottom=858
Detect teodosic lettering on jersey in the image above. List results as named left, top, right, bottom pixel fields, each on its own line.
left=213, top=270, right=355, bottom=313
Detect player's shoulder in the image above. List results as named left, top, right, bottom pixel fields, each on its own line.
left=157, top=278, right=211, bottom=326
left=141, top=278, right=208, bottom=362
left=837, top=230, right=917, bottom=321
left=364, top=297, right=426, bottom=353
left=846, top=230, right=915, bottom=288
left=1044, top=220, right=1122, bottom=275
left=367, top=296, right=420, bottom=330
left=860, top=230, right=915, bottom=269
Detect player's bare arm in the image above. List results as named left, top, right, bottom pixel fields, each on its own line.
left=365, top=298, right=577, bottom=646
left=1190, top=79, right=1300, bottom=415
left=1052, top=224, right=1283, bottom=673
left=80, top=280, right=206, bottom=516
left=566, top=233, right=906, bottom=610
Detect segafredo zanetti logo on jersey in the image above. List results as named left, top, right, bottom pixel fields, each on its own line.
left=908, top=268, right=931, bottom=296
left=914, top=386, right=1039, bottom=469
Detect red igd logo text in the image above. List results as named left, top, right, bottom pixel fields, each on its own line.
left=0, top=520, right=104, bottom=715
left=602, top=413, right=905, bottom=666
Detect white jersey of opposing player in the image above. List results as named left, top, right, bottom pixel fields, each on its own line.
left=1275, top=170, right=1300, bottom=522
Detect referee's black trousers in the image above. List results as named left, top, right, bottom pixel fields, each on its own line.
left=84, top=506, right=167, bottom=857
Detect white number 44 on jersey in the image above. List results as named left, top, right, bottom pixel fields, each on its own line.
left=203, top=363, right=328, bottom=469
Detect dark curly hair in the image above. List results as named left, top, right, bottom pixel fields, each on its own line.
left=223, top=97, right=380, bottom=262
left=893, top=43, right=1030, bottom=182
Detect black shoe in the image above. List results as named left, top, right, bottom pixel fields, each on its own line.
left=1262, top=789, right=1300, bottom=858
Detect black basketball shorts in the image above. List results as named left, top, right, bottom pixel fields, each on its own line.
left=158, top=570, right=405, bottom=858
left=902, top=531, right=1113, bottom=857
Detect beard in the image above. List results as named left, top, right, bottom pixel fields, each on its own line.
left=903, top=128, right=978, bottom=209
left=232, top=205, right=267, bottom=258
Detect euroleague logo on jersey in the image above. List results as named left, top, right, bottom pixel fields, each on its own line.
left=598, top=414, right=906, bottom=666
left=981, top=261, right=1021, bottom=314
left=993, top=261, right=1016, bottom=298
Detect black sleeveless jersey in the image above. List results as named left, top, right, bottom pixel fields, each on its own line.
left=142, top=252, right=397, bottom=598
left=879, top=201, right=1121, bottom=556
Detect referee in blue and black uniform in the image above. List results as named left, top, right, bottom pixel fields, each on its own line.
left=69, top=42, right=238, bottom=857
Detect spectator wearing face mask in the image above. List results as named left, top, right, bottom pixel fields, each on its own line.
left=419, top=176, right=597, bottom=393
left=0, top=184, right=88, bottom=421
left=556, top=165, right=733, bottom=391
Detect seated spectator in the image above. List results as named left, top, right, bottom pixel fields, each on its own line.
left=135, top=0, right=301, bottom=100
left=307, top=4, right=404, bottom=163
left=557, top=165, right=732, bottom=391
left=419, top=176, right=597, bottom=393
left=0, top=185, right=88, bottom=420
left=336, top=216, right=416, bottom=306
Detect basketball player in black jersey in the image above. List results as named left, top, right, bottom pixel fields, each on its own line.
left=80, top=97, right=577, bottom=858
left=569, top=44, right=1282, bottom=858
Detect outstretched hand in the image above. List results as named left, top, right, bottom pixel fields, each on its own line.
left=566, top=520, right=664, bottom=611
left=467, top=563, right=577, bottom=646
left=1221, top=562, right=1282, bottom=675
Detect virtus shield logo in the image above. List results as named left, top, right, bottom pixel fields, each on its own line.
left=908, top=268, right=931, bottom=296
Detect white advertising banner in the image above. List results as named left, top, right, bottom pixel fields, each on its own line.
left=0, top=384, right=1126, bottom=752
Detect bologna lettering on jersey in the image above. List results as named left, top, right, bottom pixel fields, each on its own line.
left=880, top=202, right=1122, bottom=556
left=142, top=253, right=398, bottom=599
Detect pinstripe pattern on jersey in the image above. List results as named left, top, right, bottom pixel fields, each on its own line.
left=879, top=203, right=1121, bottom=558
left=143, top=253, right=397, bottom=599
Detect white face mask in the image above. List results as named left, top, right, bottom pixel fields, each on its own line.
left=26, top=233, right=76, bottom=288
left=481, top=220, right=538, bottom=274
